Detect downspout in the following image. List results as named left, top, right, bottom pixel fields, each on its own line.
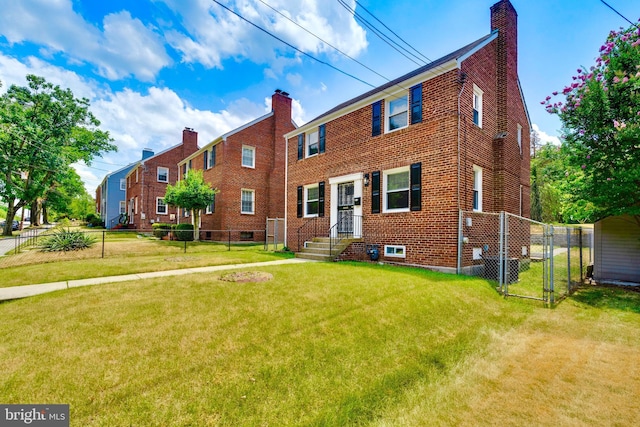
left=283, top=134, right=289, bottom=248
left=456, top=71, right=467, bottom=274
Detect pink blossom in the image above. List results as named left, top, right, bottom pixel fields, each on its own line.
left=581, top=164, right=586, bottom=169
left=613, top=76, right=620, bottom=83
left=540, top=100, right=546, bottom=105
left=579, top=129, right=585, bottom=135
left=632, top=39, right=640, bottom=47
left=587, top=155, right=591, bottom=159
left=545, top=95, right=551, bottom=101
left=577, top=69, right=582, bottom=74
left=607, top=177, right=612, bottom=181
left=622, top=77, right=629, bottom=83
left=552, top=91, right=558, bottom=96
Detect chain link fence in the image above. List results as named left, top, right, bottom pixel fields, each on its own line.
left=0, top=224, right=281, bottom=269
left=459, top=211, right=593, bottom=304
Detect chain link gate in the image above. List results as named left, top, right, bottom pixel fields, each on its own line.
left=265, top=218, right=285, bottom=251
left=459, top=211, right=556, bottom=303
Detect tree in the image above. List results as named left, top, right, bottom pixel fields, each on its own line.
left=164, top=170, right=216, bottom=242
left=43, top=167, right=91, bottom=221
left=530, top=166, right=543, bottom=222
left=530, top=128, right=542, bottom=158
left=542, top=24, right=640, bottom=223
left=0, top=75, right=115, bottom=235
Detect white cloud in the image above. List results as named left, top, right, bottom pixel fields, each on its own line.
left=0, top=53, right=275, bottom=193
left=532, top=123, right=561, bottom=146
left=160, top=0, right=368, bottom=72
left=0, top=0, right=170, bottom=81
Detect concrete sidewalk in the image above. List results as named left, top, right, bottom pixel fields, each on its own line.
left=0, top=258, right=312, bottom=302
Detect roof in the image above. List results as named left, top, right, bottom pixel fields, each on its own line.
left=294, top=30, right=498, bottom=133
left=124, top=141, right=189, bottom=179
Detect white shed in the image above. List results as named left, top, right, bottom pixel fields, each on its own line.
left=594, top=215, right=640, bottom=283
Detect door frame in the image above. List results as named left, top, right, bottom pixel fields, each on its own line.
left=329, top=172, right=363, bottom=238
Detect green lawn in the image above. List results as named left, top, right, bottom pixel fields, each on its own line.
left=0, top=235, right=292, bottom=287
left=2, top=261, right=638, bottom=426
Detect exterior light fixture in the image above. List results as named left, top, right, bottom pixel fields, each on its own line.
left=364, top=173, right=370, bottom=187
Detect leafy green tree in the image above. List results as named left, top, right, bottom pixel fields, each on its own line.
left=0, top=75, right=115, bottom=235
left=530, top=166, right=543, bottom=222
left=43, top=167, right=91, bottom=221
left=164, top=170, right=216, bottom=241
left=543, top=24, right=640, bottom=223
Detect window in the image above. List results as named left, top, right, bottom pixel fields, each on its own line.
left=119, top=179, right=126, bottom=191
left=307, top=131, right=319, bottom=157
left=134, top=196, right=138, bottom=214
left=119, top=201, right=126, bottom=214
left=305, top=185, right=319, bottom=217
left=241, top=189, right=254, bottom=214
left=473, top=85, right=483, bottom=128
left=473, top=165, right=482, bottom=212
left=372, top=101, right=382, bottom=136
left=157, top=167, right=169, bottom=183
left=156, top=197, right=167, bottom=215
left=242, top=146, right=255, bottom=168
left=384, top=245, right=406, bottom=258
left=410, top=84, right=422, bottom=124
left=205, top=194, right=216, bottom=214
left=182, top=163, right=187, bottom=178
left=386, top=94, right=408, bottom=132
left=517, top=123, right=523, bottom=155
left=135, top=168, right=139, bottom=182
left=209, top=145, right=217, bottom=168
left=203, top=151, right=208, bottom=170
left=240, top=231, right=254, bottom=240
left=372, top=163, right=420, bottom=214
left=182, top=208, right=189, bottom=218
left=384, top=167, right=410, bottom=212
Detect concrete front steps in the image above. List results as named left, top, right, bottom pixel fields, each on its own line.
left=295, top=237, right=360, bottom=261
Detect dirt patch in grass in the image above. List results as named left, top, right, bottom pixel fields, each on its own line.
left=219, top=271, right=273, bottom=283
left=164, top=256, right=201, bottom=262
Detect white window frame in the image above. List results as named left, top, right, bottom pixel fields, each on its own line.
left=383, top=166, right=410, bottom=213
left=384, top=245, right=406, bottom=258
left=205, top=194, right=215, bottom=214
left=157, top=166, right=169, bottom=183
left=156, top=197, right=167, bottom=215
left=242, top=145, right=255, bottom=168
left=304, top=184, right=319, bottom=218
left=241, top=189, right=255, bottom=214
left=385, top=94, right=409, bottom=133
left=473, top=165, right=483, bottom=212
left=473, top=85, right=483, bottom=128
left=119, top=178, right=126, bottom=191
left=135, top=168, right=139, bottom=183
left=134, top=196, right=138, bottom=214
left=119, top=201, right=126, bottom=214
left=306, top=130, right=319, bottom=158
left=517, top=123, right=523, bottom=155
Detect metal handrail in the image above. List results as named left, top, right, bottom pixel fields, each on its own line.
left=297, top=216, right=330, bottom=250
left=329, top=215, right=363, bottom=256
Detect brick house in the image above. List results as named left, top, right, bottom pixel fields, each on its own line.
left=177, top=90, right=295, bottom=240
left=285, top=0, right=530, bottom=272
left=124, top=128, right=199, bottom=231
left=96, top=148, right=154, bottom=229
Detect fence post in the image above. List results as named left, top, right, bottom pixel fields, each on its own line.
left=566, top=227, right=571, bottom=293
left=274, top=219, right=278, bottom=251
left=228, top=229, right=231, bottom=251
left=184, top=240, right=187, bottom=254
left=102, top=230, right=105, bottom=259
left=498, top=212, right=505, bottom=294
left=457, top=210, right=463, bottom=274
left=579, top=227, right=583, bottom=284
left=550, top=226, right=555, bottom=304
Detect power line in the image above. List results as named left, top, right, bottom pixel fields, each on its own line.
left=255, top=0, right=392, bottom=84
left=210, top=0, right=377, bottom=89
left=599, top=0, right=640, bottom=30
left=336, top=0, right=426, bottom=67
left=354, top=0, right=432, bottom=64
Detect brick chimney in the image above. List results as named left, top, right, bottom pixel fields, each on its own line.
left=182, top=127, right=198, bottom=154
left=491, top=0, right=518, bottom=134
left=271, top=89, right=292, bottom=124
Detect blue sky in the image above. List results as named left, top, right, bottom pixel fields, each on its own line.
left=0, top=0, right=638, bottom=192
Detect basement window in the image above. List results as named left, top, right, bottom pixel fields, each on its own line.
left=384, top=245, right=406, bottom=258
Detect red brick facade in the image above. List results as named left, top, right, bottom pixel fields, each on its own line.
left=125, top=129, right=199, bottom=230
left=285, top=0, right=530, bottom=272
left=178, top=91, right=295, bottom=238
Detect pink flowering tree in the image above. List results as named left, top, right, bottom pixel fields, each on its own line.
left=542, top=23, right=640, bottom=221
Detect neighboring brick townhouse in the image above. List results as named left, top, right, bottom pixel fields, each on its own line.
left=124, top=128, right=199, bottom=231
left=177, top=90, right=295, bottom=241
left=285, top=0, right=530, bottom=272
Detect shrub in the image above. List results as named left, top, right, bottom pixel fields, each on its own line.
left=39, top=229, right=97, bottom=252
left=174, top=223, right=194, bottom=241
left=85, top=213, right=104, bottom=228
left=152, top=223, right=172, bottom=239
